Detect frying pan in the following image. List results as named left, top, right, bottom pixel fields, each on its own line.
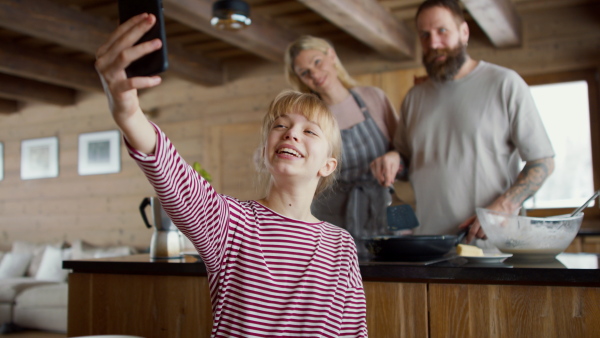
left=363, top=229, right=468, bottom=261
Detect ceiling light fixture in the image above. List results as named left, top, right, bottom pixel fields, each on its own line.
left=211, top=0, right=252, bottom=31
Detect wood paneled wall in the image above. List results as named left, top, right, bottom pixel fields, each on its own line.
left=0, top=75, right=290, bottom=250
left=0, top=3, right=598, bottom=250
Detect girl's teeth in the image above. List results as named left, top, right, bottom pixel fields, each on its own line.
left=279, top=148, right=300, bottom=157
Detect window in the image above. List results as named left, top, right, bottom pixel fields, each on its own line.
left=523, top=70, right=599, bottom=218
left=524, top=80, right=593, bottom=208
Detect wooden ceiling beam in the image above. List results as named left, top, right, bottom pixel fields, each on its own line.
left=0, top=73, right=76, bottom=106
left=163, top=0, right=299, bottom=63
left=462, top=0, right=522, bottom=48
left=514, top=0, right=596, bottom=13
left=0, top=42, right=102, bottom=92
left=0, top=0, right=224, bottom=86
left=0, top=98, right=19, bottom=114
left=297, top=0, right=416, bottom=60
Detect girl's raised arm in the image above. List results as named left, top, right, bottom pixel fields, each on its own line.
left=95, top=13, right=163, bottom=154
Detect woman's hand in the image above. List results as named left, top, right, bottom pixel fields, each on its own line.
left=370, top=151, right=402, bottom=187
left=94, top=13, right=162, bottom=153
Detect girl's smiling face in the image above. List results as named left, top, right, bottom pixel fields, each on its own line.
left=257, top=90, right=341, bottom=196
left=265, top=113, right=337, bottom=181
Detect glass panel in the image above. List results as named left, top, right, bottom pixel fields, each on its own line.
left=523, top=80, right=594, bottom=209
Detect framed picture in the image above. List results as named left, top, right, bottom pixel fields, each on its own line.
left=78, top=130, right=121, bottom=176
left=21, top=137, right=59, bottom=180
left=0, top=142, right=3, bottom=181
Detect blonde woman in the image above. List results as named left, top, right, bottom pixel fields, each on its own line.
left=285, top=35, right=403, bottom=256
left=95, top=14, right=368, bottom=337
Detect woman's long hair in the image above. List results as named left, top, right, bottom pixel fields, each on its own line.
left=284, top=35, right=357, bottom=94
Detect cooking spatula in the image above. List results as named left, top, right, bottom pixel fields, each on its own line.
left=386, top=187, right=420, bottom=231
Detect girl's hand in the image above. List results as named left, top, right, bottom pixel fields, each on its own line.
left=94, top=13, right=163, bottom=125
left=94, top=13, right=163, bottom=154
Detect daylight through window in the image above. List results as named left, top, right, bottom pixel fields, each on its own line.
left=524, top=80, right=594, bottom=209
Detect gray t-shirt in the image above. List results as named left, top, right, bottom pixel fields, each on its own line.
left=394, top=61, right=554, bottom=235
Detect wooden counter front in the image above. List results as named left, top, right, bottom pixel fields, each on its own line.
left=67, top=271, right=428, bottom=338
left=429, top=284, right=600, bottom=338
left=68, top=273, right=213, bottom=337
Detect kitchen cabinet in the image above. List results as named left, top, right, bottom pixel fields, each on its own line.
left=67, top=269, right=428, bottom=338
left=64, top=254, right=600, bottom=338
left=364, top=282, right=428, bottom=338
left=566, top=234, right=600, bottom=254
left=429, top=284, right=599, bottom=338
left=584, top=236, right=600, bottom=252
left=68, top=273, right=213, bottom=337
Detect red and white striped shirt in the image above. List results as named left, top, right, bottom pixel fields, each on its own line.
left=128, top=124, right=368, bottom=337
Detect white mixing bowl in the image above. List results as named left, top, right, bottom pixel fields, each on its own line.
left=476, top=208, right=584, bottom=261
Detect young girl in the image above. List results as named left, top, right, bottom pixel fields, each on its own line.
left=95, top=13, right=368, bottom=337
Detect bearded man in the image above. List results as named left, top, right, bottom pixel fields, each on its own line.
left=393, top=0, right=555, bottom=246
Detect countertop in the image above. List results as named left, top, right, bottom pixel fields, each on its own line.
left=578, top=228, right=600, bottom=236
left=63, top=252, right=600, bottom=288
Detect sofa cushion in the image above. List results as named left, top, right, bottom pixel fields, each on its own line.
left=14, top=283, right=67, bottom=308
left=0, top=303, right=11, bottom=325
left=0, top=278, right=57, bottom=303
left=11, top=241, right=64, bottom=277
left=0, top=253, right=32, bottom=278
left=12, top=241, right=45, bottom=278
left=13, top=306, right=67, bottom=333
left=34, top=246, right=70, bottom=282
left=13, top=283, right=68, bottom=332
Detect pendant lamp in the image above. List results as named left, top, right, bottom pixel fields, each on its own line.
left=211, top=0, right=251, bottom=31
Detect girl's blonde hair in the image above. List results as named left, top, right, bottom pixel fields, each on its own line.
left=284, top=35, right=357, bottom=93
left=256, top=90, right=342, bottom=197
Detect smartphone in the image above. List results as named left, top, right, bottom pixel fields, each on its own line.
left=118, top=0, right=169, bottom=77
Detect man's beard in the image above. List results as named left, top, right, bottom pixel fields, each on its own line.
left=423, top=43, right=467, bottom=82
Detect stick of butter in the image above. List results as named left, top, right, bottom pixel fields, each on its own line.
left=457, top=244, right=484, bottom=256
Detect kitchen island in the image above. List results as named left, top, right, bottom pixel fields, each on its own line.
left=64, top=253, right=600, bottom=338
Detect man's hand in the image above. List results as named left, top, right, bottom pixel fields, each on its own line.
left=458, top=198, right=515, bottom=244
left=370, top=151, right=402, bottom=187
left=458, top=157, right=554, bottom=244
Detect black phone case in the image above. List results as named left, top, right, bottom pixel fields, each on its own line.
left=118, top=0, right=169, bottom=77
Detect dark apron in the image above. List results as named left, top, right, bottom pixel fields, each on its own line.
left=311, top=90, right=392, bottom=257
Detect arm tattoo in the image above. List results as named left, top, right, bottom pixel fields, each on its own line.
left=505, top=157, right=555, bottom=206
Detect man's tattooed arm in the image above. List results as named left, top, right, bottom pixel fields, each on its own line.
left=461, top=157, right=555, bottom=243
left=502, top=157, right=555, bottom=210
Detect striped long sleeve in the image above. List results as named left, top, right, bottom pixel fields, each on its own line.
left=127, top=124, right=368, bottom=337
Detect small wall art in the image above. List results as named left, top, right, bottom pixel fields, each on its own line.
left=21, top=136, right=59, bottom=180
left=78, top=130, right=121, bottom=176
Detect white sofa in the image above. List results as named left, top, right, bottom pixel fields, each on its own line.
left=0, top=240, right=137, bottom=333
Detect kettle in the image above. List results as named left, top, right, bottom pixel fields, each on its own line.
left=139, top=197, right=184, bottom=259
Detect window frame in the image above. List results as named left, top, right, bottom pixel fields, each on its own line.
left=523, top=69, right=600, bottom=227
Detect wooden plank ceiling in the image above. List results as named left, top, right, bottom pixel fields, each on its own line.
left=0, top=0, right=595, bottom=113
